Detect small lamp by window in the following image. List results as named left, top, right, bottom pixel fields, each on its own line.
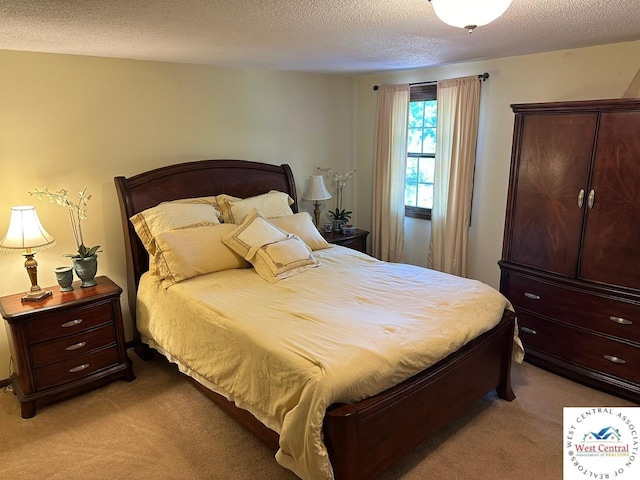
left=0, top=206, right=56, bottom=302
left=302, top=175, right=332, bottom=227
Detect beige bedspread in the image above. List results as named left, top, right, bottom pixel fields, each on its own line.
left=137, top=245, right=517, bottom=480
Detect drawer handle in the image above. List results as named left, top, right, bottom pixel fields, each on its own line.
left=65, top=341, right=87, bottom=351
left=610, top=316, right=633, bottom=326
left=523, top=292, right=541, bottom=300
left=61, top=319, right=83, bottom=328
left=520, top=327, right=537, bottom=335
left=69, top=363, right=90, bottom=373
left=604, top=355, right=626, bottom=364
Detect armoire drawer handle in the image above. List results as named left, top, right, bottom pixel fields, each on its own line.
left=577, top=188, right=585, bottom=208
left=610, top=316, right=632, bottom=325
left=604, top=355, right=626, bottom=364
left=65, top=341, right=87, bottom=351
left=61, top=319, right=83, bottom=328
left=523, top=292, right=540, bottom=300
left=69, top=363, right=90, bottom=373
left=520, top=327, right=537, bottom=335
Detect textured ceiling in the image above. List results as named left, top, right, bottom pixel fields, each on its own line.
left=1, top=0, right=640, bottom=74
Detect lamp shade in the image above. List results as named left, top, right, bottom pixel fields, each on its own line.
left=429, top=0, right=512, bottom=32
left=303, top=175, right=332, bottom=201
left=0, top=205, right=56, bottom=252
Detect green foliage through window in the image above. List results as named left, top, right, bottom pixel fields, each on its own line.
left=405, top=89, right=437, bottom=218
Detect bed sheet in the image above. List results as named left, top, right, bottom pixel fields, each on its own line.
left=137, top=245, right=517, bottom=480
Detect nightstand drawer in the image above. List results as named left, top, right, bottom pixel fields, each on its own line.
left=518, top=312, right=640, bottom=385
left=34, top=345, right=121, bottom=390
left=504, top=273, right=640, bottom=344
left=25, top=302, right=113, bottom=344
left=30, top=324, right=116, bottom=368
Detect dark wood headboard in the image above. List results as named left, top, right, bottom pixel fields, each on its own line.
left=114, top=159, right=297, bottom=324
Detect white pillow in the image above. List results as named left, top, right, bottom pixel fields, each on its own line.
left=217, top=191, right=294, bottom=224
left=130, top=203, right=221, bottom=256
left=270, top=213, right=330, bottom=251
left=154, top=224, right=250, bottom=288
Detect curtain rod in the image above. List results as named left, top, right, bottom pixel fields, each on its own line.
left=372, top=72, right=489, bottom=91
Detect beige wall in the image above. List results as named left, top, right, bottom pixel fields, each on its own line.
left=0, top=50, right=355, bottom=378
left=2, top=40, right=639, bottom=380
left=355, top=40, right=640, bottom=284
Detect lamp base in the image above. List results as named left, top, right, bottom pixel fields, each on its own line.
left=21, top=289, right=52, bottom=303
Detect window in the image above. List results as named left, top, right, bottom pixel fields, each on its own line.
left=405, top=84, right=437, bottom=220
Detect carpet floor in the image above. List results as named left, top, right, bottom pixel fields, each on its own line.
left=0, top=352, right=635, bottom=479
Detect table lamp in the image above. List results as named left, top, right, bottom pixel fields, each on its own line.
left=0, top=205, right=56, bottom=302
left=303, top=175, right=332, bottom=227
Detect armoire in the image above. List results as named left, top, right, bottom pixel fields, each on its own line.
left=499, top=98, right=640, bottom=403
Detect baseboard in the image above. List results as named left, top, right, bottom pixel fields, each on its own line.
left=0, top=378, right=10, bottom=388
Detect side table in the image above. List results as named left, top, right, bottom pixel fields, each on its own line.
left=0, top=275, right=134, bottom=418
left=322, top=228, right=369, bottom=254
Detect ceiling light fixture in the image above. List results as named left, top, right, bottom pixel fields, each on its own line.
left=428, top=0, right=512, bottom=33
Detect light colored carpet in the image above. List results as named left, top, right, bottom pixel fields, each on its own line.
left=0, top=352, right=635, bottom=480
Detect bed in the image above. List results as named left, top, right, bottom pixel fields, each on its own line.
left=114, top=158, right=519, bottom=480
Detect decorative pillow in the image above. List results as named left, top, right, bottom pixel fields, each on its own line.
left=222, top=209, right=319, bottom=282
left=217, top=191, right=295, bottom=224
left=130, top=203, right=221, bottom=256
left=154, top=224, right=249, bottom=288
left=270, top=212, right=330, bottom=251
left=251, top=236, right=319, bottom=283
left=221, top=209, right=289, bottom=259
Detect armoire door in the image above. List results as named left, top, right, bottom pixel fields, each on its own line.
left=579, top=111, right=640, bottom=289
left=507, top=113, right=597, bottom=276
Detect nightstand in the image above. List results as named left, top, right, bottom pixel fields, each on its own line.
left=322, top=228, right=369, bottom=254
left=0, top=276, right=134, bottom=418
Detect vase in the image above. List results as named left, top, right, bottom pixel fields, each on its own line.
left=333, top=220, right=347, bottom=232
left=54, top=266, right=74, bottom=292
left=73, top=254, right=98, bottom=288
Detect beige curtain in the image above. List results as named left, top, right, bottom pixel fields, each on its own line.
left=372, top=84, right=410, bottom=262
left=427, top=76, right=481, bottom=276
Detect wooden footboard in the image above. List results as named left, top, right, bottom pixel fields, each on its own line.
left=323, top=309, right=515, bottom=479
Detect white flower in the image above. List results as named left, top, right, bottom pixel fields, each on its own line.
left=318, top=167, right=357, bottom=188
left=28, top=187, right=100, bottom=258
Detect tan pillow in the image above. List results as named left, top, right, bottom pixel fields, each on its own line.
left=154, top=224, right=249, bottom=288
left=163, top=196, right=222, bottom=220
left=222, top=209, right=319, bottom=282
left=270, top=212, right=330, bottom=251
left=251, top=236, right=319, bottom=283
left=221, top=209, right=289, bottom=259
left=130, top=202, right=221, bottom=256
left=217, top=191, right=294, bottom=224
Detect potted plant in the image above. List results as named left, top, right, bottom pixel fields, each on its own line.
left=329, top=207, right=352, bottom=232
left=29, top=187, right=101, bottom=287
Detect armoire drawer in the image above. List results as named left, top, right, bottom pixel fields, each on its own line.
left=504, top=273, right=640, bottom=344
left=517, top=312, right=640, bottom=385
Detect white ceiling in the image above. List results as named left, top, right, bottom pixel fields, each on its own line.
left=1, top=0, right=640, bottom=75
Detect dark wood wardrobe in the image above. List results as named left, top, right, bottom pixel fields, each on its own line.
left=499, top=99, right=640, bottom=402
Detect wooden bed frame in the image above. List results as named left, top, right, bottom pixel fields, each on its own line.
left=114, top=158, right=516, bottom=480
